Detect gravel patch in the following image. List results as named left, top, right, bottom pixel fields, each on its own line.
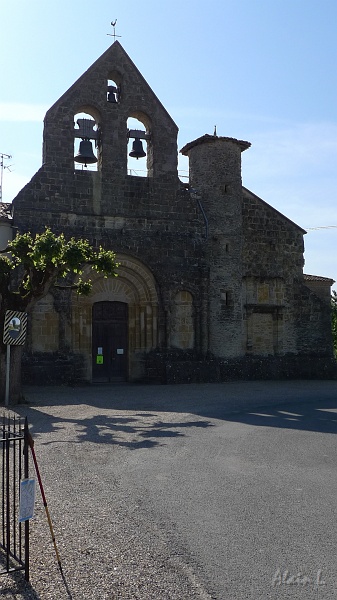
left=2, top=380, right=337, bottom=599
left=0, top=386, right=216, bottom=600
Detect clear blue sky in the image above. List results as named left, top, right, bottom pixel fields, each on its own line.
left=0, top=0, right=336, bottom=287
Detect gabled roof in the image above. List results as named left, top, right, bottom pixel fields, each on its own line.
left=180, top=134, right=251, bottom=155
left=243, top=186, right=306, bottom=234
left=45, top=41, right=178, bottom=131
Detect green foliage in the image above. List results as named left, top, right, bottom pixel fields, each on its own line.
left=62, top=237, right=93, bottom=274
left=2, top=228, right=118, bottom=307
left=0, top=256, right=14, bottom=287
left=332, top=290, right=337, bottom=357
left=9, top=232, right=34, bottom=262
left=76, top=279, right=94, bottom=296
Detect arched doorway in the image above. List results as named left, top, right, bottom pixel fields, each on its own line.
left=92, top=301, right=128, bottom=382
left=72, top=254, right=160, bottom=382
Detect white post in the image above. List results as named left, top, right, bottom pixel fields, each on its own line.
left=5, top=344, right=10, bottom=406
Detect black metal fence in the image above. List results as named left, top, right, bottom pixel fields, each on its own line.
left=0, top=413, right=29, bottom=581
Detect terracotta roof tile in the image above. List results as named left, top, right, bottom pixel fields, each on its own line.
left=304, top=274, right=335, bottom=284
left=0, top=203, right=12, bottom=221
left=180, top=134, right=251, bottom=155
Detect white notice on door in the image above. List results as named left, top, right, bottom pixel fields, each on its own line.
left=117, top=349, right=124, bottom=354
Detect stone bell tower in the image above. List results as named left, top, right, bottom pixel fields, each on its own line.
left=14, top=39, right=182, bottom=253
left=12, top=42, right=205, bottom=383
left=181, top=134, right=251, bottom=357
left=41, top=40, right=179, bottom=191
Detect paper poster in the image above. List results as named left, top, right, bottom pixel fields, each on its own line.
left=19, top=478, right=36, bottom=522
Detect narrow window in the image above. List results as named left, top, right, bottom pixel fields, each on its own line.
left=220, top=290, right=231, bottom=306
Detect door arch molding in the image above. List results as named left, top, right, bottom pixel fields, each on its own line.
left=71, top=254, right=159, bottom=381
left=92, top=300, right=128, bottom=382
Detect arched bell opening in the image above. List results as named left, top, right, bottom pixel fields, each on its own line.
left=127, top=113, right=152, bottom=177
left=107, top=80, right=119, bottom=104
left=74, top=110, right=101, bottom=171
left=107, top=70, right=122, bottom=104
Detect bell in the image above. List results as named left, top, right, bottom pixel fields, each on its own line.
left=74, top=140, right=97, bottom=167
left=107, top=92, right=117, bottom=103
left=129, top=138, right=146, bottom=159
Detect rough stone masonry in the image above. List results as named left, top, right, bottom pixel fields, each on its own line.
left=10, top=41, right=336, bottom=385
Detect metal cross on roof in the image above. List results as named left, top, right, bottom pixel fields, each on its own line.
left=107, top=20, right=121, bottom=42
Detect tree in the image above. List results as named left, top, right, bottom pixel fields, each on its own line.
left=0, top=228, right=118, bottom=403
left=332, top=290, right=337, bottom=357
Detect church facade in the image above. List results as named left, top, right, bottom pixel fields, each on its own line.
left=12, top=42, right=335, bottom=384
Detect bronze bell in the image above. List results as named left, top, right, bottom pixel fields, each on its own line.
left=107, top=92, right=117, bottom=103
left=74, top=140, right=98, bottom=167
left=129, top=138, right=146, bottom=159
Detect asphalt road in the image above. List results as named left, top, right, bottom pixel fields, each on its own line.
left=8, top=380, right=337, bottom=599
left=117, top=399, right=337, bottom=599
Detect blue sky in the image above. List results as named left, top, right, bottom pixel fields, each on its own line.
left=0, top=0, right=336, bottom=288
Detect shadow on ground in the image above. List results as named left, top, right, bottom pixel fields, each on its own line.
left=4, top=381, right=335, bottom=448
left=225, top=401, right=337, bottom=434
left=0, top=559, right=40, bottom=599
left=0, top=549, right=73, bottom=599
left=18, top=410, right=213, bottom=450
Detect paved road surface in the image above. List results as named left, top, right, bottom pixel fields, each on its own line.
left=2, top=380, right=337, bottom=599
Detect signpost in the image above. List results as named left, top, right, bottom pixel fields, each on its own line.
left=3, top=310, right=28, bottom=406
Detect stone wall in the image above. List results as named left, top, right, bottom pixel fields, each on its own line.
left=11, top=42, right=336, bottom=385
left=145, top=351, right=337, bottom=384
left=241, top=188, right=324, bottom=356
left=303, top=276, right=334, bottom=303
left=30, top=293, right=59, bottom=352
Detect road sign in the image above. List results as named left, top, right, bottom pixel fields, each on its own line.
left=3, top=310, right=28, bottom=346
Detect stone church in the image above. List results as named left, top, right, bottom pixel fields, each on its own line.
left=11, top=41, right=335, bottom=384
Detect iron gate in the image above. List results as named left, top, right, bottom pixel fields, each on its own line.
left=0, top=414, right=29, bottom=581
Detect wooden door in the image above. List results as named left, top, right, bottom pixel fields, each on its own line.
left=92, top=301, right=128, bottom=382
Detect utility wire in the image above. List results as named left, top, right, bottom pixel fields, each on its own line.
left=306, top=226, right=337, bottom=230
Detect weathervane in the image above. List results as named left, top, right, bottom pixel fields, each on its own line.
left=107, top=20, right=121, bottom=42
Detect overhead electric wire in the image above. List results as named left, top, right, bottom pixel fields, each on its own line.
left=305, top=225, right=337, bottom=230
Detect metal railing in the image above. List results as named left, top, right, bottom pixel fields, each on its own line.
left=0, top=414, right=29, bottom=581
